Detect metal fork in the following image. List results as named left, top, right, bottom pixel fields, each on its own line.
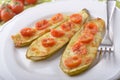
left=98, top=0, right=116, bottom=53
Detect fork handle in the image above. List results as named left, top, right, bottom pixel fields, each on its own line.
left=107, top=0, right=116, bottom=44
left=107, top=0, right=116, bottom=22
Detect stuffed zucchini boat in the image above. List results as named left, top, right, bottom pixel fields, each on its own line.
left=60, top=18, right=105, bottom=76
left=26, top=9, right=90, bottom=61
left=11, top=13, right=68, bottom=47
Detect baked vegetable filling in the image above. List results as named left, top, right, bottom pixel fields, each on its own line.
left=64, top=22, right=99, bottom=69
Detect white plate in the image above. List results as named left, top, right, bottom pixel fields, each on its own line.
left=0, top=0, right=120, bottom=80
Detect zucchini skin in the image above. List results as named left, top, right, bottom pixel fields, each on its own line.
left=60, top=18, right=105, bottom=76
left=26, top=9, right=90, bottom=61
left=11, top=15, right=68, bottom=47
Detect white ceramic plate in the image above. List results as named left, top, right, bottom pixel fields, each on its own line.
left=0, top=0, right=120, bottom=80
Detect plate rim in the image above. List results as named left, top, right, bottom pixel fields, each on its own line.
left=0, top=0, right=120, bottom=80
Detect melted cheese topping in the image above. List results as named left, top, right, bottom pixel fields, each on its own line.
left=26, top=9, right=90, bottom=60
left=61, top=18, right=105, bottom=72
left=11, top=15, right=68, bottom=47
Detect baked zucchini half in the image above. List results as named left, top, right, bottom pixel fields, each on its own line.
left=26, top=9, right=90, bottom=61
left=60, top=18, right=105, bottom=76
left=11, top=13, right=68, bottom=47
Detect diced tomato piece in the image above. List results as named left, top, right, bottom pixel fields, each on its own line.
left=60, top=21, right=74, bottom=31
left=51, top=29, right=65, bottom=38
left=85, top=22, right=98, bottom=35
left=41, top=38, right=56, bottom=47
left=64, top=55, right=82, bottom=69
left=12, top=1, right=24, bottom=14
left=0, top=3, right=15, bottom=22
left=79, top=32, right=94, bottom=44
left=51, top=13, right=63, bottom=23
left=20, top=27, right=36, bottom=37
left=72, top=42, right=87, bottom=55
left=35, top=19, right=50, bottom=30
left=1, top=8, right=15, bottom=22
left=70, top=14, right=82, bottom=24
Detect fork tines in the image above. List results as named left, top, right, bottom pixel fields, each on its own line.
left=98, top=45, right=114, bottom=53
